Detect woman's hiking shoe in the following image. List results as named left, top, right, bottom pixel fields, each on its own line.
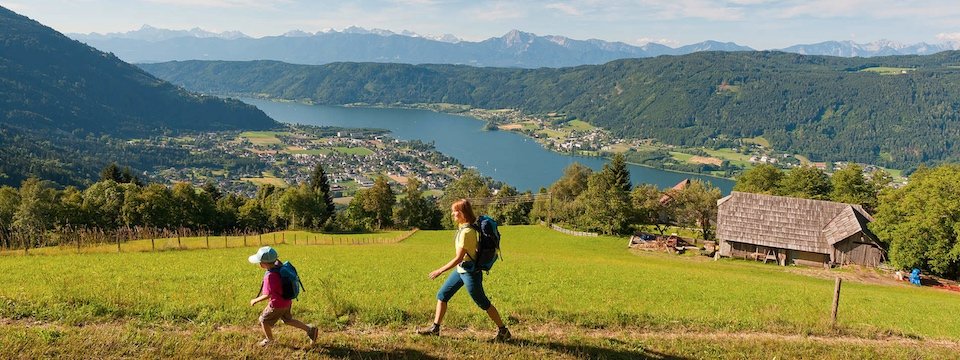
left=494, top=327, right=512, bottom=342
left=417, top=324, right=440, bottom=336
left=308, top=325, right=319, bottom=343
left=257, top=338, right=272, bottom=347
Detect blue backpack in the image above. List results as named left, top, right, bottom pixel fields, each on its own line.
left=259, top=261, right=304, bottom=300
left=467, top=215, right=501, bottom=272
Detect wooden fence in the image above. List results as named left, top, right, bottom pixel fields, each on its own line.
left=0, top=227, right=419, bottom=256
left=550, top=224, right=599, bottom=237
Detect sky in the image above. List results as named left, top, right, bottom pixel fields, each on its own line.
left=4, top=0, right=960, bottom=49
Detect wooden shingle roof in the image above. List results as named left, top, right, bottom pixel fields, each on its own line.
left=716, top=192, right=873, bottom=254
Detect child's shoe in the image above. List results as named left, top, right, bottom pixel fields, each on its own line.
left=257, top=338, right=272, bottom=347
left=308, top=325, right=319, bottom=343
left=494, top=327, right=512, bottom=342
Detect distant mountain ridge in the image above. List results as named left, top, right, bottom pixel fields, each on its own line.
left=70, top=25, right=960, bottom=68
left=69, top=26, right=754, bottom=68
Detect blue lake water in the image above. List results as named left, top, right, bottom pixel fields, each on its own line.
left=241, top=98, right=734, bottom=193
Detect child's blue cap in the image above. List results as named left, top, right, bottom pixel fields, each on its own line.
left=248, top=246, right=278, bottom=264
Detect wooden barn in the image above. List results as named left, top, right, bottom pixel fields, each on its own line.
left=716, top=192, right=884, bottom=267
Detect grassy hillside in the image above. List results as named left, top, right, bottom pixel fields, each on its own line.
left=0, top=6, right=279, bottom=186
left=1, top=225, right=958, bottom=358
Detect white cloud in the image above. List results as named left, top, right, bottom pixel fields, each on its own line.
left=546, top=3, right=582, bottom=16
left=473, top=3, right=527, bottom=21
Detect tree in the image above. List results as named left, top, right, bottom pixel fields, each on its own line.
left=575, top=169, right=633, bottom=235
left=171, top=182, right=215, bottom=229
left=362, top=175, right=396, bottom=230
left=12, top=178, right=56, bottom=248
left=830, top=164, right=877, bottom=210
left=673, top=180, right=722, bottom=240
left=239, top=198, right=269, bottom=231
left=872, top=165, right=960, bottom=278
left=439, top=170, right=491, bottom=228
left=0, top=185, right=19, bottom=248
left=548, top=163, right=592, bottom=225
left=779, top=165, right=831, bottom=200
left=310, top=164, right=336, bottom=223
left=733, top=164, right=783, bottom=194
left=607, top=153, right=632, bottom=193
left=123, top=183, right=174, bottom=229
left=82, top=180, right=127, bottom=229
left=630, top=184, right=662, bottom=228
left=487, top=186, right=533, bottom=225
left=393, top=177, right=442, bottom=230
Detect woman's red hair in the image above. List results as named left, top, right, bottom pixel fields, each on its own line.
left=451, top=199, right=477, bottom=224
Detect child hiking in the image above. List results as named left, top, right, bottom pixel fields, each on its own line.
left=418, top=199, right=511, bottom=341
left=248, top=246, right=318, bottom=347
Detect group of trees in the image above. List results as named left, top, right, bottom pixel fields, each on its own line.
left=0, top=163, right=336, bottom=250
left=733, top=163, right=890, bottom=212
left=531, top=154, right=723, bottom=237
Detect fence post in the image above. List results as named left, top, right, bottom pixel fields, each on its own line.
left=177, top=231, right=182, bottom=248
left=206, top=234, right=210, bottom=249
left=831, top=277, right=842, bottom=326
left=294, top=233, right=297, bottom=245
left=116, top=231, right=121, bottom=253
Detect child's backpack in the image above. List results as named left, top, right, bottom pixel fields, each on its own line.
left=260, top=261, right=305, bottom=300
left=467, top=215, right=501, bottom=273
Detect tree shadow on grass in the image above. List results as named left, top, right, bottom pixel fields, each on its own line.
left=508, top=337, right=693, bottom=360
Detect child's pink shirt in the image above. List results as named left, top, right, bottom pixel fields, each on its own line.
left=263, top=268, right=293, bottom=308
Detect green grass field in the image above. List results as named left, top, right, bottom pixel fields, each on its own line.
left=239, top=131, right=288, bottom=146
left=1, top=226, right=958, bottom=358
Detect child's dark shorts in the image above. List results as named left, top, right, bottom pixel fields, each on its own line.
left=259, top=306, right=292, bottom=326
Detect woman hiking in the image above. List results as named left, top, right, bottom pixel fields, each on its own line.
left=418, top=199, right=511, bottom=341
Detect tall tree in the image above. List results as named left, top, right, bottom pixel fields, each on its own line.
left=733, top=164, right=783, bottom=194
left=630, top=184, right=662, bottom=228
left=872, top=165, right=960, bottom=277
left=12, top=178, right=56, bottom=248
left=393, top=177, right=442, bottom=230
left=362, top=175, right=396, bottom=230
left=487, top=186, right=533, bottom=225
left=310, top=164, right=335, bottom=223
left=674, top=179, right=722, bottom=240
left=439, top=170, right=491, bottom=228
left=779, top=165, right=832, bottom=200
left=82, top=180, right=127, bottom=229
left=830, top=164, right=877, bottom=210
left=0, top=185, right=20, bottom=248
left=606, top=153, right=632, bottom=193
left=575, top=169, right=633, bottom=235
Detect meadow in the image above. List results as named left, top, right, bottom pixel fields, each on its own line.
left=1, top=225, right=958, bottom=358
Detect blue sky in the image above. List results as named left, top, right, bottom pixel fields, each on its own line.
left=5, top=0, right=960, bottom=49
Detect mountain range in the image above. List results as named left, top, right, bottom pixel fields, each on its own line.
left=0, top=7, right=278, bottom=186
left=70, top=25, right=960, bottom=68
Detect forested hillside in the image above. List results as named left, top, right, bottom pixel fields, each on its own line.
left=141, top=51, right=960, bottom=170
left=0, top=6, right=278, bottom=186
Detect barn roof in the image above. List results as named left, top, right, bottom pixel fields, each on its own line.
left=716, top=192, right=873, bottom=254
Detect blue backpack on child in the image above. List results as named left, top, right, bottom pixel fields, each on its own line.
left=466, top=215, right=501, bottom=273
left=259, top=261, right=305, bottom=300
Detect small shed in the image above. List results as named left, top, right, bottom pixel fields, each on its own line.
left=716, top=192, right=884, bottom=267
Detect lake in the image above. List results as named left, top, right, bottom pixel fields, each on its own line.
left=241, top=98, right=734, bottom=193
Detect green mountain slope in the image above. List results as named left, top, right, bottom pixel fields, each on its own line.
left=140, top=52, right=960, bottom=170
left=0, top=6, right=278, bottom=186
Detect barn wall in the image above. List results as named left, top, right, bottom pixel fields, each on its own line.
left=833, top=234, right=883, bottom=267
